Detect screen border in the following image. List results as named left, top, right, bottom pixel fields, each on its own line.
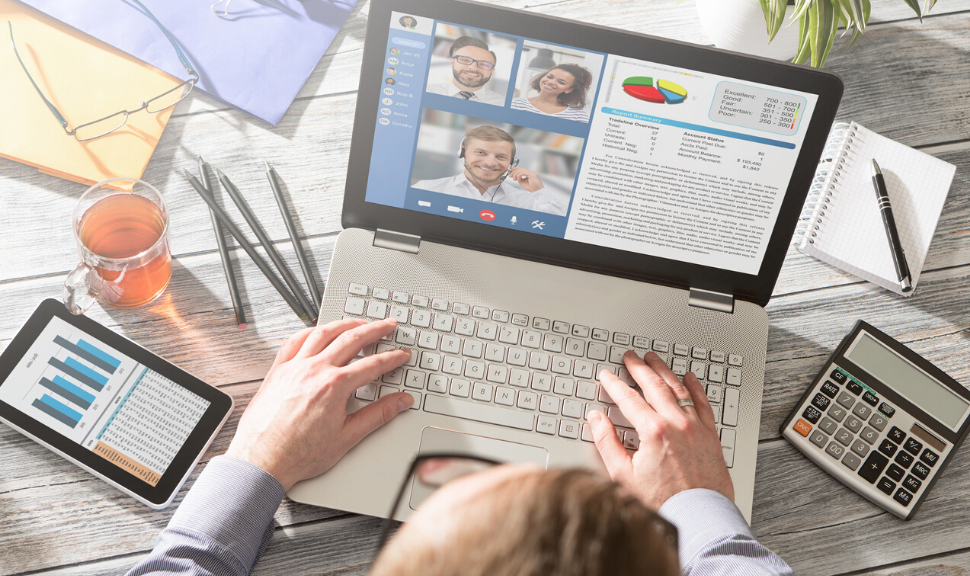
left=343, top=0, right=844, bottom=308
left=0, top=299, right=234, bottom=506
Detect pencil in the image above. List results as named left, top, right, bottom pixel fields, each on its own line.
left=200, top=157, right=247, bottom=329
left=264, top=160, right=322, bottom=307
left=183, top=169, right=315, bottom=327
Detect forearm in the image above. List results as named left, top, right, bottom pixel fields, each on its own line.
left=126, top=456, right=286, bottom=576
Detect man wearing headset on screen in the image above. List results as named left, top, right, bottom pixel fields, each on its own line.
left=412, top=126, right=568, bottom=216
left=426, top=36, right=505, bottom=105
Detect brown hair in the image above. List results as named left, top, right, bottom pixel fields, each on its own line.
left=461, top=125, right=516, bottom=160
left=530, top=63, right=593, bottom=109
left=370, top=468, right=679, bottom=576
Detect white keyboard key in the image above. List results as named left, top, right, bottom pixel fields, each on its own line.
left=597, top=386, right=615, bottom=405
left=376, top=343, right=397, bottom=354
left=396, top=327, right=417, bottom=346
left=565, top=338, right=585, bottom=357
left=723, top=388, right=740, bottom=427
left=356, top=343, right=375, bottom=358
left=419, top=352, right=441, bottom=371
left=587, top=343, right=607, bottom=361
left=355, top=382, right=377, bottom=401
left=441, top=335, right=461, bottom=355
left=710, top=351, right=726, bottom=363
left=692, top=347, right=708, bottom=360
left=462, top=340, right=483, bottom=358
left=412, top=295, right=429, bottom=307
left=405, top=370, right=426, bottom=389
left=653, top=340, right=670, bottom=353
left=690, top=361, right=706, bottom=379
left=391, top=291, right=409, bottom=304
left=707, top=384, right=723, bottom=404
left=486, top=364, right=508, bottom=384
left=472, top=382, right=493, bottom=402
left=553, top=377, right=575, bottom=396
left=708, top=364, right=724, bottom=383
left=348, top=283, right=368, bottom=296
left=609, top=346, right=627, bottom=364
left=533, top=317, right=551, bottom=330
left=720, top=428, right=736, bottom=467
left=442, top=356, right=462, bottom=375
left=531, top=373, right=552, bottom=392
left=596, top=364, right=618, bottom=379
left=572, top=324, right=590, bottom=338
left=517, top=391, right=538, bottom=410
left=464, top=360, right=485, bottom=380
left=344, top=297, right=365, bottom=315
left=521, top=330, right=542, bottom=349
left=450, top=378, right=471, bottom=398
left=389, top=305, right=409, bottom=323
left=711, top=403, right=721, bottom=425
left=551, top=356, right=572, bottom=375
left=379, top=384, right=399, bottom=398
left=511, top=313, right=529, bottom=326
left=472, top=306, right=490, bottom=319
left=623, top=430, right=640, bottom=450
left=453, top=302, right=470, bottom=315
left=455, top=317, right=476, bottom=336
left=508, top=368, right=529, bottom=388
left=673, top=343, right=689, bottom=356
left=529, top=352, right=550, bottom=371
left=613, top=333, right=631, bottom=346
left=372, top=288, right=390, bottom=300
left=484, top=342, right=506, bottom=362
left=607, top=406, right=634, bottom=428
left=552, top=320, right=570, bottom=334
left=424, top=395, right=534, bottom=431
left=617, top=367, right=636, bottom=387
left=494, top=386, right=515, bottom=406
left=576, top=381, right=596, bottom=400
left=726, top=368, right=742, bottom=386
left=591, top=328, right=609, bottom=341
left=728, top=354, right=743, bottom=367
left=491, top=309, right=510, bottom=323
left=540, top=395, right=561, bottom=414
left=542, top=333, right=564, bottom=353
left=499, top=326, right=520, bottom=345
left=559, top=420, right=580, bottom=439
left=585, top=403, right=606, bottom=419
left=538, top=415, right=558, bottom=435
left=633, top=336, right=650, bottom=349
left=404, top=390, right=421, bottom=410
left=432, top=314, right=454, bottom=332
left=366, top=301, right=387, bottom=319
left=573, top=359, right=594, bottom=380
left=427, top=374, right=448, bottom=394
left=431, top=298, right=448, bottom=311
left=581, top=422, right=594, bottom=442
left=506, top=347, right=528, bottom=366
left=403, top=351, right=417, bottom=367
left=412, top=309, right=432, bottom=328
left=418, top=331, right=439, bottom=349
left=671, top=358, right=688, bottom=376
left=477, top=322, right=498, bottom=341
left=562, top=399, right=582, bottom=419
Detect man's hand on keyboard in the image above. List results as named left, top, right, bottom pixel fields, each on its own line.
left=588, top=350, right=734, bottom=511
left=226, top=318, right=414, bottom=490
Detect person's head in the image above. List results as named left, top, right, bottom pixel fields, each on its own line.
left=448, top=36, right=497, bottom=90
left=387, top=67, right=396, bottom=74
left=391, top=47, right=399, bottom=54
left=459, top=126, right=516, bottom=185
left=385, top=78, right=395, bottom=85
left=530, top=63, right=593, bottom=109
left=400, top=15, right=416, bottom=28
left=371, top=466, right=680, bottom=576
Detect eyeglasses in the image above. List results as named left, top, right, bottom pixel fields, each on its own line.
left=452, top=55, right=494, bottom=70
left=8, top=0, right=199, bottom=142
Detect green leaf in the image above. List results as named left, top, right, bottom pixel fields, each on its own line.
left=924, top=0, right=938, bottom=13
left=840, top=0, right=866, bottom=33
left=764, top=0, right=788, bottom=42
left=793, top=9, right=812, bottom=64
left=791, top=0, right=815, bottom=21
left=818, top=0, right=841, bottom=67
left=901, top=0, right=923, bottom=21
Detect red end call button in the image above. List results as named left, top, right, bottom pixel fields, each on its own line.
left=479, top=210, right=496, bottom=221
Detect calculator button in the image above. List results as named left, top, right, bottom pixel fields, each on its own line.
left=819, top=417, right=839, bottom=435
left=858, top=452, right=889, bottom=483
left=830, top=370, right=847, bottom=384
left=878, top=439, right=898, bottom=458
left=802, top=406, right=822, bottom=424
left=793, top=419, right=813, bottom=437
left=877, top=477, right=896, bottom=495
left=826, top=442, right=846, bottom=459
left=860, top=426, right=879, bottom=445
left=886, top=463, right=905, bottom=482
left=893, top=488, right=913, bottom=507
left=844, top=416, right=863, bottom=433
left=851, top=438, right=869, bottom=457
left=846, top=381, right=863, bottom=395
left=920, top=449, right=939, bottom=467
left=879, top=403, right=896, bottom=418
left=841, top=452, right=862, bottom=471
left=820, top=381, right=839, bottom=398
left=894, top=451, right=914, bottom=469
left=836, top=392, right=856, bottom=409
left=810, top=430, right=828, bottom=448
left=348, top=283, right=368, bottom=296
left=728, top=354, right=743, bottom=367
left=811, top=393, right=831, bottom=411
left=852, top=402, right=872, bottom=420
left=862, top=391, right=878, bottom=406
left=709, top=351, right=725, bottom=363
left=888, top=426, right=905, bottom=444
left=911, top=461, right=931, bottom=481
left=835, top=428, right=853, bottom=446
left=868, top=413, right=889, bottom=432
left=904, top=438, right=923, bottom=456
left=827, top=405, right=847, bottom=422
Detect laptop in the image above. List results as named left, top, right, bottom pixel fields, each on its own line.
left=287, top=0, right=843, bottom=523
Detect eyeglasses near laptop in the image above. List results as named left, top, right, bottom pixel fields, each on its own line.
left=7, top=0, right=199, bottom=142
left=452, top=55, right=494, bottom=70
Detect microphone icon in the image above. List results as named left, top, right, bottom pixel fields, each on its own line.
left=511, top=216, right=517, bottom=225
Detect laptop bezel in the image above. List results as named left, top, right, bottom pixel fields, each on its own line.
left=343, top=0, right=844, bottom=308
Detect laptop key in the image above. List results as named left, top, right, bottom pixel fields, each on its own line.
left=529, top=352, right=551, bottom=371
left=533, top=317, right=551, bottom=330
left=492, top=310, right=510, bottom=323
left=472, top=382, right=493, bottom=402
left=477, top=322, right=498, bottom=341
left=418, top=331, right=438, bottom=349
left=543, top=334, right=564, bottom=353
left=419, top=352, right=441, bottom=371
left=511, top=313, right=529, bottom=327
left=473, top=306, right=490, bottom=319
left=348, top=283, right=368, bottom=296
left=432, top=313, right=453, bottom=332
left=597, top=386, right=615, bottom=405
left=565, top=338, right=585, bottom=357
left=531, top=373, right=552, bottom=392
left=431, top=298, right=448, bottom=311
left=464, top=360, right=485, bottom=379
left=573, top=360, right=594, bottom=380
left=494, top=387, right=515, bottom=406
left=441, top=335, right=461, bottom=354
left=609, top=346, right=626, bottom=364
left=486, top=364, right=508, bottom=383
left=355, top=382, right=378, bottom=401
left=507, top=347, right=528, bottom=366
left=562, top=399, right=583, bottom=419
left=391, top=291, right=409, bottom=304
left=449, top=379, right=471, bottom=398
left=389, top=305, right=409, bottom=323
left=427, top=375, right=448, bottom=394
left=559, top=420, right=580, bottom=439
left=517, top=391, right=538, bottom=410
left=484, top=343, right=506, bottom=362
left=499, top=326, right=520, bottom=345
left=551, top=356, right=572, bottom=375
left=521, top=330, right=542, bottom=349
left=537, top=415, right=557, bottom=435
left=509, top=369, right=529, bottom=388
left=455, top=318, right=475, bottom=336
left=540, top=395, right=561, bottom=414
left=607, top=406, right=633, bottom=428
left=462, top=340, right=483, bottom=358
left=576, top=381, right=596, bottom=400
left=396, top=327, right=416, bottom=346
left=572, top=325, right=590, bottom=338
left=441, top=356, right=462, bottom=375
left=453, top=302, right=470, bottom=315
left=344, top=297, right=365, bottom=315
left=405, top=370, right=426, bottom=389
left=591, top=328, right=608, bottom=341
left=553, top=377, right=575, bottom=396
left=424, top=395, right=534, bottom=431
left=372, top=288, right=390, bottom=300
left=587, top=343, right=607, bottom=361
left=412, top=309, right=432, bottom=328
left=366, top=301, right=387, bottom=319
left=411, top=295, right=429, bottom=307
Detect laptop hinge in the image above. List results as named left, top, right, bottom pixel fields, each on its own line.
left=373, top=229, right=421, bottom=254
left=688, top=288, right=734, bottom=314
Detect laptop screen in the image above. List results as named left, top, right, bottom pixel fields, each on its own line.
left=364, top=12, right=819, bottom=276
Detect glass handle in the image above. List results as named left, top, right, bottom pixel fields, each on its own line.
left=62, top=262, right=100, bottom=315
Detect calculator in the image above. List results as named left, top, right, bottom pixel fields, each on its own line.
left=782, top=320, right=970, bottom=519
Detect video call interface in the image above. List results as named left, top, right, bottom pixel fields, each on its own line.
left=365, top=12, right=820, bottom=275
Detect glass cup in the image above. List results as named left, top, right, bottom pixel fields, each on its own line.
left=63, top=178, right=172, bottom=314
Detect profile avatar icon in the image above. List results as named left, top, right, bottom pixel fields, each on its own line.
left=390, top=47, right=400, bottom=55
left=385, top=78, right=396, bottom=85
left=399, top=15, right=417, bottom=29
left=387, top=67, right=397, bottom=76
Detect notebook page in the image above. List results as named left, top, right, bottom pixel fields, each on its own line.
left=812, top=123, right=956, bottom=295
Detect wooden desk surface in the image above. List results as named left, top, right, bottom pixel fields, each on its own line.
left=2, top=1, right=969, bottom=574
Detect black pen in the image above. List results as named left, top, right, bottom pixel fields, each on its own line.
left=264, top=160, right=322, bottom=307
left=871, top=159, right=912, bottom=292
left=200, top=157, right=247, bottom=329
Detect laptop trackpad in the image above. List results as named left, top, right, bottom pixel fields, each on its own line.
left=408, top=427, right=549, bottom=510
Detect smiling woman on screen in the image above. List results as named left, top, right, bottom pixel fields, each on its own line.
left=512, top=63, right=593, bottom=123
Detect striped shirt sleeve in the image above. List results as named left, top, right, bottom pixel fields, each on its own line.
left=659, top=489, right=793, bottom=575
left=125, top=456, right=286, bottom=576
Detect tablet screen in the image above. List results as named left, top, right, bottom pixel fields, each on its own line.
left=0, top=315, right=210, bottom=487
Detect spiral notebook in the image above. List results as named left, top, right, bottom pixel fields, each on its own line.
left=796, top=122, right=956, bottom=296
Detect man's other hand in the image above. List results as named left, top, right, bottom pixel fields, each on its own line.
left=226, top=319, right=413, bottom=490
left=507, top=167, right=545, bottom=192
left=588, top=351, right=734, bottom=511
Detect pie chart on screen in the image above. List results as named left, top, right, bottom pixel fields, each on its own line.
left=622, top=76, right=687, bottom=104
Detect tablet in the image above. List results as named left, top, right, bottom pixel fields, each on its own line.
left=0, top=299, right=234, bottom=509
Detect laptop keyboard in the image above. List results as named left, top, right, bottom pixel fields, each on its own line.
left=343, top=283, right=743, bottom=467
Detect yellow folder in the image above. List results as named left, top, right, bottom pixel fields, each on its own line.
left=0, top=1, right=181, bottom=190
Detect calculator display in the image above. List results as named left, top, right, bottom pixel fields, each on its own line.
left=846, top=333, right=970, bottom=429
